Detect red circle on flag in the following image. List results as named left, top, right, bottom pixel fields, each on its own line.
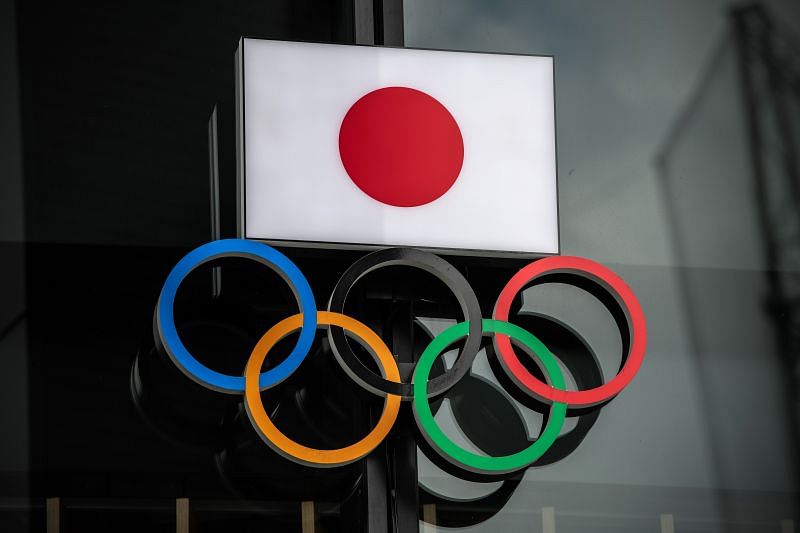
left=338, top=87, right=464, bottom=208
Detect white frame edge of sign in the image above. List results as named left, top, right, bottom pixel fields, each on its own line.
left=235, top=38, right=560, bottom=258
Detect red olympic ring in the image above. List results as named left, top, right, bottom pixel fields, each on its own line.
left=492, top=256, right=647, bottom=407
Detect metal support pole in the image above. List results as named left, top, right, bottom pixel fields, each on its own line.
left=375, top=0, right=404, bottom=47
left=351, top=4, right=407, bottom=531
left=354, top=0, right=375, bottom=45
left=363, top=445, right=390, bottom=533
left=208, top=105, right=222, bottom=298
left=389, top=301, right=418, bottom=533
left=354, top=0, right=403, bottom=46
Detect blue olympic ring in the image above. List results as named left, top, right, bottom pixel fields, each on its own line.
left=155, top=239, right=317, bottom=393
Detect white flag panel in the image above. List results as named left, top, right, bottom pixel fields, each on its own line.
left=238, top=38, right=558, bottom=255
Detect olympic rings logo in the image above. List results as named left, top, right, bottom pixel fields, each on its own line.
left=155, top=239, right=646, bottom=477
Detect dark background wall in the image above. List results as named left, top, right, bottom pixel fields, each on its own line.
left=2, top=3, right=364, bottom=531
left=16, top=0, right=355, bottom=247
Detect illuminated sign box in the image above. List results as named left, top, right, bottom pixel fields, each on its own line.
left=236, top=39, right=558, bottom=256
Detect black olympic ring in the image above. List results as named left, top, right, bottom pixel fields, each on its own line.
left=327, top=247, right=483, bottom=399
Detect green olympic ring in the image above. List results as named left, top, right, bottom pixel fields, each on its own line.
left=413, top=319, right=567, bottom=476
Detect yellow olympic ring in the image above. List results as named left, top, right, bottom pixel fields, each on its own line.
left=244, top=311, right=402, bottom=467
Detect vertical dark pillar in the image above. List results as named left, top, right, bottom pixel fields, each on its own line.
left=389, top=301, right=419, bottom=533
left=354, top=0, right=404, bottom=47
left=354, top=0, right=375, bottom=45
left=360, top=298, right=419, bottom=533
left=351, top=3, right=412, bottom=532
left=363, top=439, right=390, bottom=532
left=373, top=0, right=404, bottom=47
